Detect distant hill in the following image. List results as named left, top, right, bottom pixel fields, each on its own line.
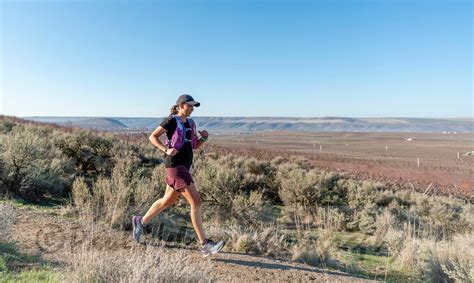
left=24, top=116, right=474, bottom=133
left=21, top=117, right=127, bottom=131
left=74, top=117, right=129, bottom=130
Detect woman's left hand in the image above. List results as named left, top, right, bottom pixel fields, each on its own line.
left=199, top=130, right=209, bottom=141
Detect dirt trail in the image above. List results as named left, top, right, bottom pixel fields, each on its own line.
left=7, top=206, right=374, bottom=282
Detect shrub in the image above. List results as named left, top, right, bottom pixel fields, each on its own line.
left=422, top=200, right=470, bottom=240
left=313, top=207, right=346, bottom=231
left=378, top=216, right=473, bottom=281
left=193, top=155, right=275, bottom=226
left=0, top=119, right=16, bottom=134
left=0, top=128, right=69, bottom=201
left=420, top=234, right=474, bottom=282
left=132, top=165, right=167, bottom=210
left=278, top=167, right=323, bottom=218
left=55, top=131, right=115, bottom=181
left=210, top=224, right=290, bottom=258
left=278, top=164, right=349, bottom=223
left=291, top=229, right=338, bottom=268
left=231, top=191, right=272, bottom=226
left=71, top=177, right=91, bottom=208
left=374, top=208, right=396, bottom=246
left=0, top=156, right=6, bottom=196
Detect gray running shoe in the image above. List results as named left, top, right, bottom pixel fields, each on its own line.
left=132, top=215, right=144, bottom=242
left=200, top=239, right=225, bottom=257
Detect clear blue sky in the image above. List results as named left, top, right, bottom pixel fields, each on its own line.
left=1, top=0, right=472, bottom=118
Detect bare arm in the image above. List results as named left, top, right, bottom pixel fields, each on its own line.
left=194, top=130, right=209, bottom=150
left=195, top=139, right=205, bottom=150
left=149, top=126, right=178, bottom=156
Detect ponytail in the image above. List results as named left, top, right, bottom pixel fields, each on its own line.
left=170, top=104, right=179, bottom=115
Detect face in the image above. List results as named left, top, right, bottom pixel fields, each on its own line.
left=179, top=103, right=194, bottom=117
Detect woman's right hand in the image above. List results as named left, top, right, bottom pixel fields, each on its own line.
left=165, top=148, right=179, bottom=156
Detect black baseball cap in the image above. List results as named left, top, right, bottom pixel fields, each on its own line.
left=176, top=94, right=200, bottom=107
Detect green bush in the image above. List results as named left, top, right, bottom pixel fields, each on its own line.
left=55, top=131, right=115, bottom=181
left=277, top=165, right=346, bottom=223
left=0, top=118, right=17, bottom=134
left=0, top=128, right=70, bottom=201
left=72, top=157, right=167, bottom=228
left=193, top=154, right=275, bottom=226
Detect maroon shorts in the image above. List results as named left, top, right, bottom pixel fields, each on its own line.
left=165, top=165, right=194, bottom=192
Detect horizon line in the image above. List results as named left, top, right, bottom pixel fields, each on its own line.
left=14, top=115, right=474, bottom=120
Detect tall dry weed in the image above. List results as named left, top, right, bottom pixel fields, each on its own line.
left=65, top=245, right=211, bottom=282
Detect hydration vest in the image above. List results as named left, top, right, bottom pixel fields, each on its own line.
left=165, top=115, right=198, bottom=150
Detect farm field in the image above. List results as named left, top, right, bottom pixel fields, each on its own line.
left=208, top=131, right=474, bottom=197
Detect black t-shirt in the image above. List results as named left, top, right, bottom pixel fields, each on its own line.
left=160, top=116, right=193, bottom=169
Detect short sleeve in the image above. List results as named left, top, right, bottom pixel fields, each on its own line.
left=160, top=117, right=176, bottom=139
left=160, top=117, right=176, bottom=133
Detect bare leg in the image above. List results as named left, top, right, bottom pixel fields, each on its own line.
left=180, top=183, right=206, bottom=243
left=142, top=185, right=180, bottom=225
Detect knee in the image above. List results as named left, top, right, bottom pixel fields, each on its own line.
left=192, top=193, right=202, bottom=209
left=163, top=197, right=178, bottom=207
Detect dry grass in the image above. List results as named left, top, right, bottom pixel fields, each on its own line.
left=377, top=218, right=474, bottom=282
left=0, top=204, right=16, bottom=240
left=418, top=234, right=474, bottom=282
left=6, top=205, right=212, bottom=283
left=291, top=229, right=338, bottom=269
left=369, top=200, right=474, bottom=281
left=72, top=160, right=167, bottom=229
left=208, top=224, right=290, bottom=259
left=64, top=244, right=211, bottom=283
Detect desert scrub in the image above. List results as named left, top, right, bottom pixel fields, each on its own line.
left=209, top=224, right=290, bottom=258
left=373, top=204, right=473, bottom=282
left=291, top=229, right=339, bottom=269
left=55, top=131, right=116, bottom=181
left=193, top=154, right=275, bottom=226
left=277, top=165, right=345, bottom=220
left=391, top=233, right=474, bottom=282
left=0, top=127, right=70, bottom=201
left=72, top=158, right=166, bottom=228
left=65, top=245, right=211, bottom=282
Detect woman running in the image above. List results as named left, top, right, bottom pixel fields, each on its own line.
left=132, top=94, right=224, bottom=257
